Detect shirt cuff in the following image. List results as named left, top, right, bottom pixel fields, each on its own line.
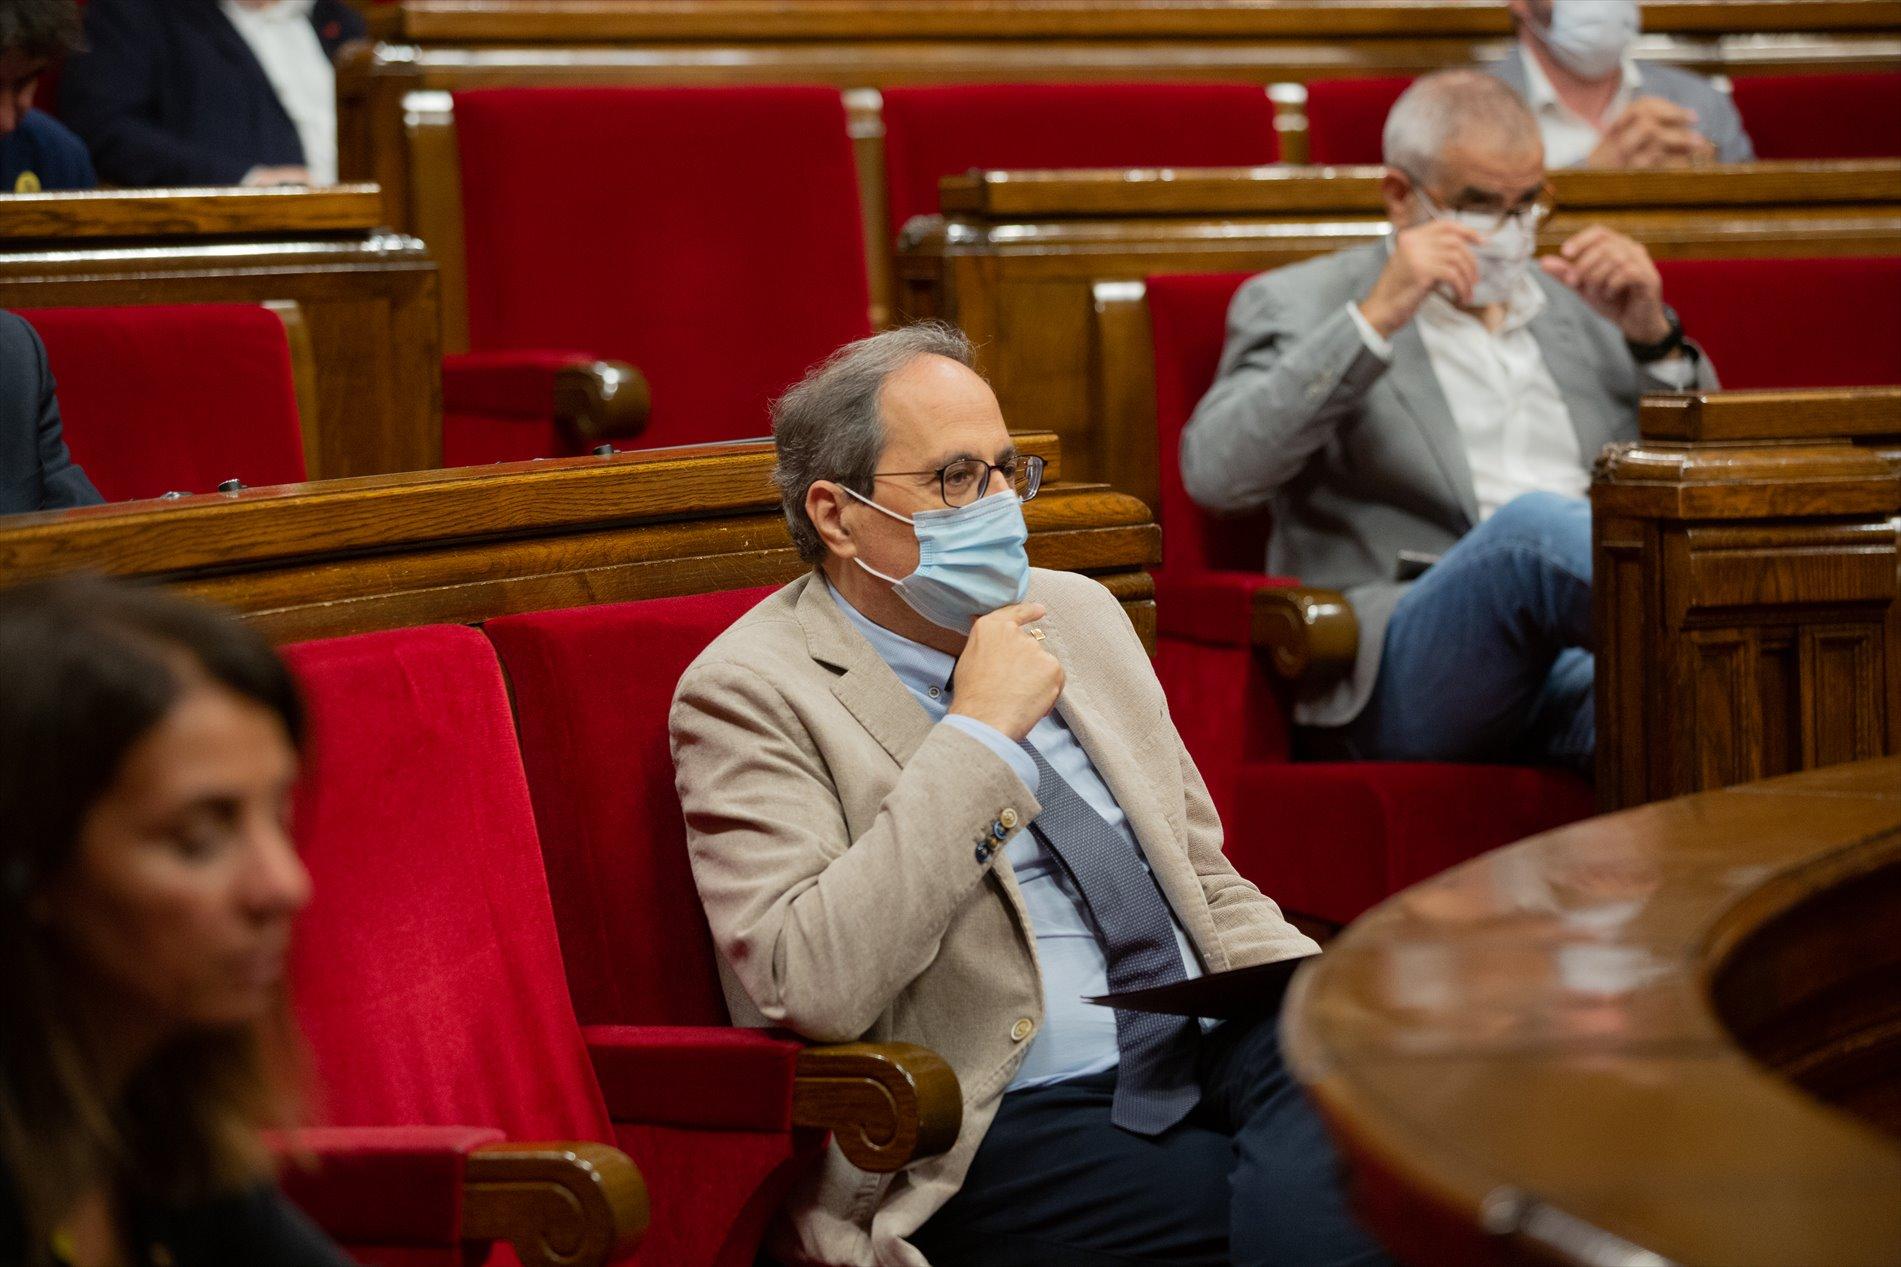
left=942, top=715, right=1040, bottom=793
left=1345, top=301, right=1395, bottom=362
left=1643, top=348, right=1698, bottom=390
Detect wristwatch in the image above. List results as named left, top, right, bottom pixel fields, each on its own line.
left=1626, top=305, right=1687, bottom=363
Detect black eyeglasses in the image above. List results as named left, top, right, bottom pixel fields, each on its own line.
left=872, top=454, right=1045, bottom=509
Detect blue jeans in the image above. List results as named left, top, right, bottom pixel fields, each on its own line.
left=1343, top=491, right=1595, bottom=770
left=908, top=1015, right=1391, bottom=1267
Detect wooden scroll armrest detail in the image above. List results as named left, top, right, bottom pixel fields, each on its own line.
left=1251, top=586, right=1358, bottom=684
left=460, top=1140, right=648, bottom=1267
left=791, top=1041, right=962, bottom=1173
left=554, top=360, right=651, bottom=445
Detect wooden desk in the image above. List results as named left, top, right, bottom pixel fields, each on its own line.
left=0, top=431, right=1161, bottom=645
left=1593, top=387, right=1901, bottom=811
left=0, top=186, right=442, bottom=480
left=900, top=161, right=1901, bottom=503
left=1283, top=755, right=1901, bottom=1267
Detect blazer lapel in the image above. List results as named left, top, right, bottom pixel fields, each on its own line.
left=1036, top=614, right=1227, bottom=968
left=796, top=575, right=936, bottom=770
left=1385, top=322, right=1481, bottom=528
left=1529, top=286, right=1620, bottom=464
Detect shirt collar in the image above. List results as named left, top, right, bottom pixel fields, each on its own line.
left=223, top=0, right=316, bottom=24
left=829, top=579, right=956, bottom=699
left=1519, top=42, right=1643, bottom=122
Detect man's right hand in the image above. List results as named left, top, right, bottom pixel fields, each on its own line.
left=1357, top=220, right=1485, bottom=337
left=950, top=603, right=1066, bottom=742
left=1586, top=97, right=1718, bottom=169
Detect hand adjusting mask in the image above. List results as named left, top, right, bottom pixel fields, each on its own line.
left=844, top=487, right=1032, bottom=632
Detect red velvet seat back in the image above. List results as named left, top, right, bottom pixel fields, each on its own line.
left=484, top=588, right=777, bottom=1028
left=1147, top=271, right=1276, bottom=577
left=285, top=625, right=612, bottom=1146
left=1660, top=256, right=1901, bottom=389
left=453, top=87, right=873, bottom=448
left=1303, top=77, right=1413, bottom=166
left=1731, top=73, right=1901, bottom=159
left=880, top=82, right=1280, bottom=236
left=24, top=304, right=306, bottom=501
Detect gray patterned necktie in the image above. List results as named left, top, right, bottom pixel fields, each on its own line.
left=1018, top=739, right=1201, bottom=1135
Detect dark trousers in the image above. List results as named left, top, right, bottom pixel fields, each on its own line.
left=908, top=1014, right=1392, bottom=1267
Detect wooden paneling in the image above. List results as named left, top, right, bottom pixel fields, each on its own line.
left=1592, top=387, right=1901, bottom=810
left=0, top=187, right=442, bottom=480
left=900, top=161, right=1901, bottom=502
left=0, top=432, right=1163, bottom=647
left=1284, top=755, right=1901, bottom=1267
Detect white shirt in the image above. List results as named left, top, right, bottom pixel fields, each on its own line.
left=1520, top=44, right=1644, bottom=169
left=219, top=0, right=337, bottom=184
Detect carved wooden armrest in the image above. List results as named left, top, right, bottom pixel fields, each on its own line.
left=1251, top=586, right=1358, bottom=684
left=461, top=1140, right=649, bottom=1267
left=791, top=1041, right=962, bottom=1173
left=553, top=359, right=651, bottom=445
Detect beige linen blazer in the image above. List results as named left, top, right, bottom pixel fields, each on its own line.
left=669, top=567, right=1320, bottom=1267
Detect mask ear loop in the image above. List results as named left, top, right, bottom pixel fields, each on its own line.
left=839, top=483, right=915, bottom=584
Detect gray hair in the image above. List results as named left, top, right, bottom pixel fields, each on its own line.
left=771, top=322, right=975, bottom=564
left=1381, top=69, right=1541, bottom=184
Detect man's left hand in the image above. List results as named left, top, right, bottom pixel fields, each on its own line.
left=1539, top=226, right=1672, bottom=344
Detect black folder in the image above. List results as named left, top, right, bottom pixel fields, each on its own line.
left=1085, top=955, right=1318, bottom=1020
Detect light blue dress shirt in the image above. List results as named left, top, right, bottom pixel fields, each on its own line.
left=831, top=587, right=1204, bottom=1089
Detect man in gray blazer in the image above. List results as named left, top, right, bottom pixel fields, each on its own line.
left=672, top=324, right=1385, bottom=1266
left=1181, top=70, right=1717, bottom=769
left=1492, top=0, right=1754, bottom=167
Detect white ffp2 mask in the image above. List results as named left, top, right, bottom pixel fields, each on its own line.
left=1533, top=0, right=1640, bottom=81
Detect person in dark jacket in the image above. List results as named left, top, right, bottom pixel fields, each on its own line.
left=0, top=575, right=354, bottom=1267
left=0, top=309, right=100, bottom=515
left=0, top=0, right=95, bottom=192
left=59, top=0, right=363, bottom=188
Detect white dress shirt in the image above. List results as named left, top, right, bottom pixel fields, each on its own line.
left=830, top=584, right=1205, bottom=1091
left=1521, top=45, right=1644, bottom=169
left=219, top=0, right=337, bottom=184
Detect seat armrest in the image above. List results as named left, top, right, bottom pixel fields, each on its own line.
left=275, top=1124, right=504, bottom=1245
left=462, top=1140, right=649, bottom=1267
left=1156, top=571, right=1357, bottom=683
left=443, top=350, right=652, bottom=445
left=792, top=1041, right=962, bottom=1173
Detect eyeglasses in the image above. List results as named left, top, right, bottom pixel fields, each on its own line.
left=871, top=454, right=1045, bottom=509
left=1416, top=182, right=1556, bottom=236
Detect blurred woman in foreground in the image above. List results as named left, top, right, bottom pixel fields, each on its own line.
left=0, top=575, right=349, bottom=1266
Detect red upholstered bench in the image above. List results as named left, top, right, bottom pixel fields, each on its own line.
left=1658, top=256, right=1901, bottom=389
left=23, top=303, right=308, bottom=501
left=879, top=82, right=1280, bottom=240
left=283, top=625, right=648, bottom=1266
left=485, top=589, right=960, bottom=1267
left=1146, top=271, right=1594, bottom=926
left=1302, top=77, right=1413, bottom=166
left=445, top=86, right=873, bottom=464
left=1731, top=72, right=1901, bottom=159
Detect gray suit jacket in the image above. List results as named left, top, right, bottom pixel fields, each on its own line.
left=1491, top=47, right=1756, bottom=164
left=1178, top=243, right=1719, bottom=728
left=671, top=568, right=1317, bottom=1265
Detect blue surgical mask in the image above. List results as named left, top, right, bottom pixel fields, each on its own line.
left=844, top=486, right=1031, bottom=632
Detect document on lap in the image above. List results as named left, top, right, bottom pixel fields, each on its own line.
left=1087, top=956, right=1317, bottom=1019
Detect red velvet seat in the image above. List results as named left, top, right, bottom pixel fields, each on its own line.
left=1146, top=271, right=1593, bottom=925
left=1658, top=256, right=1901, bottom=389
left=1730, top=72, right=1901, bottom=159
left=446, top=86, right=872, bottom=464
left=283, top=625, right=652, bottom=1265
left=1302, top=77, right=1413, bottom=166
left=483, top=588, right=826, bottom=1267
left=879, top=82, right=1280, bottom=238
left=23, top=304, right=307, bottom=501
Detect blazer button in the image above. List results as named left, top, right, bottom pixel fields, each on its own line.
left=1010, top=1017, right=1034, bottom=1042
left=999, top=807, right=1019, bottom=829
left=974, top=842, right=993, bottom=864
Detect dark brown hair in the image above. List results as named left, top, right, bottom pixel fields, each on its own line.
left=0, top=0, right=84, bottom=61
left=0, top=575, right=306, bottom=1255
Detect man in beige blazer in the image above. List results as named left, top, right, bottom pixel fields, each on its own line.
left=670, top=324, right=1388, bottom=1267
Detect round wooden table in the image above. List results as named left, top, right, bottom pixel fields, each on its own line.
left=1284, top=756, right=1901, bottom=1267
